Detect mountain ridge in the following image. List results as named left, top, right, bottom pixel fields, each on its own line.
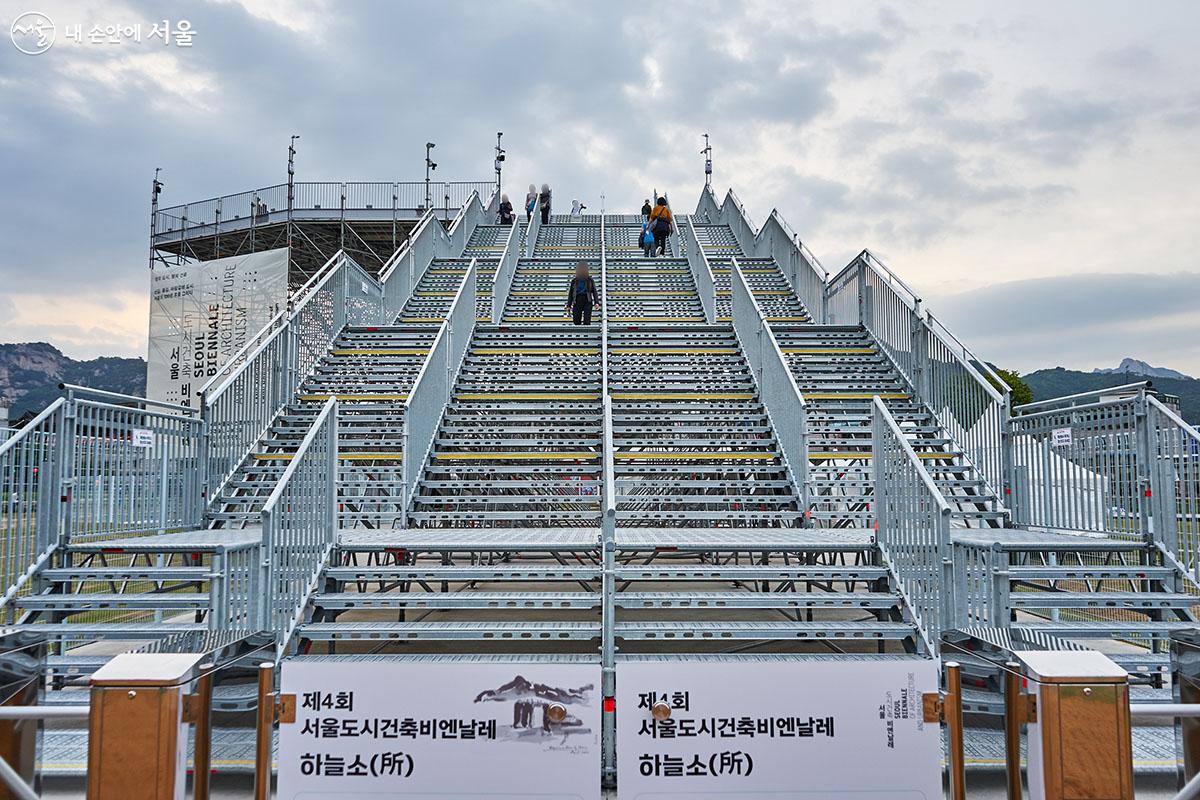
left=1092, top=357, right=1192, bottom=381
left=0, top=342, right=145, bottom=423
left=1025, top=365, right=1199, bottom=424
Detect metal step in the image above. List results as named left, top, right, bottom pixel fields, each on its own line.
left=613, top=621, right=916, bottom=641
left=299, top=621, right=602, bottom=640
left=614, top=591, right=899, bottom=609
left=314, top=591, right=602, bottom=609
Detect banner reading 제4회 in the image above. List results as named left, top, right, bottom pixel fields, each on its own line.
left=147, top=249, right=288, bottom=407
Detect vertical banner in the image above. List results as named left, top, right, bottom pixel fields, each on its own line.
left=617, top=659, right=942, bottom=798
left=278, top=659, right=602, bottom=800
left=146, top=248, right=288, bottom=407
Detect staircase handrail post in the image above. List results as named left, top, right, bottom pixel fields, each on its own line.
left=1133, top=390, right=1156, bottom=548
left=492, top=215, right=521, bottom=324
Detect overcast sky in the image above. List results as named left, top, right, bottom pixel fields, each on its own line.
left=1, top=0, right=1197, bottom=376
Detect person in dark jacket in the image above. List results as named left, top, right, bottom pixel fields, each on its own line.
left=641, top=199, right=652, bottom=220
left=498, top=193, right=514, bottom=225
left=648, top=197, right=673, bottom=257
left=525, top=184, right=537, bottom=221
left=538, top=183, right=552, bottom=225
left=564, top=261, right=599, bottom=325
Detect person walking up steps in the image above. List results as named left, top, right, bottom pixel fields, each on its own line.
left=539, top=183, right=552, bottom=225
left=641, top=221, right=655, bottom=258
left=648, top=197, right=673, bottom=257
left=525, top=184, right=537, bottom=221
left=564, top=261, right=599, bottom=326
left=498, top=193, right=514, bottom=225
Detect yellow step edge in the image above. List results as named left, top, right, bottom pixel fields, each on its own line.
left=298, top=394, right=408, bottom=401
left=428, top=270, right=467, bottom=275
left=331, top=349, right=429, bottom=356
left=399, top=317, right=447, bottom=323
left=611, top=393, right=754, bottom=400
left=611, top=348, right=737, bottom=355
left=615, top=452, right=775, bottom=460
left=809, top=452, right=955, bottom=460
left=511, top=292, right=566, bottom=297
left=609, top=291, right=693, bottom=297
left=767, top=317, right=810, bottom=322
left=435, top=452, right=598, bottom=460
left=457, top=393, right=601, bottom=400
left=805, top=393, right=910, bottom=400
left=474, top=348, right=600, bottom=355
left=782, top=348, right=876, bottom=354
left=255, top=452, right=403, bottom=461
left=610, top=317, right=704, bottom=323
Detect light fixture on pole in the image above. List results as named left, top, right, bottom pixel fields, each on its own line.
left=701, top=133, right=713, bottom=186
left=494, top=132, right=505, bottom=197
left=424, top=142, right=437, bottom=210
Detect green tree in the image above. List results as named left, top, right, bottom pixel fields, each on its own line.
left=990, top=367, right=1034, bottom=409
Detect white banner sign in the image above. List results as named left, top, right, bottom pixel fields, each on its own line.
left=1051, top=427, right=1073, bottom=448
left=146, top=248, right=288, bottom=407
left=617, top=659, right=941, bottom=799
left=278, top=660, right=601, bottom=800
left=130, top=429, right=154, bottom=449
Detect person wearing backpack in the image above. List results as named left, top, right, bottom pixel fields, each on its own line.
left=525, top=184, right=537, bottom=221
left=539, top=184, right=552, bottom=225
left=648, top=197, right=673, bottom=257
left=564, top=261, right=599, bottom=325
left=641, top=199, right=652, bottom=220
left=641, top=222, right=655, bottom=258
left=498, top=193, right=514, bottom=225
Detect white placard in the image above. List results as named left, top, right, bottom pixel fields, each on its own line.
left=1051, top=427, right=1073, bottom=448
left=130, top=429, right=154, bottom=449
left=278, top=660, right=601, bottom=800
left=147, top=248, right=288, bottom=408
left=617, top=659, right=941, bottom=799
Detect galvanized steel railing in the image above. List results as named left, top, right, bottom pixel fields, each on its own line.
left=259, top=397, right=337, bottom=653
left=380, top=209, right=449, bottom=323
left=0, top=399, right=67, bottom=610
left=524, top=195, right=543, bottom=257
left=63, top=387, right=205, bottom=542
left=446, top=190, right=491, bottom=256
left=729, top=258, right=809, bottom=514
left=201, top=252, right=348, bottom=503
left=491, top=217, right=521, bottom=323
left=1147, top=396, right=1200, bottom=576
left=872, top=396, right=952, bottom=656
left=401, top=260, right=477, bottom=524
left=681, top=215, right=717, bottom=323
left=1, top=387, right=206, bottom=610
left=825, top=250, right=1009, bottom=498
left=153, top=180, right=494, bottom=240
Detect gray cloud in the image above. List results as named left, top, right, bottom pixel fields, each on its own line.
left=928, top=272, right=1200, bottom=375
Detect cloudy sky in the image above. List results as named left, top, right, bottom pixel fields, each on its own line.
left=1, top=0, right=1197, bottom=376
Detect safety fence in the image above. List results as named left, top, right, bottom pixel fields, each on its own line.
left=872, top=397, right=953, bottom=656
left=0, top=388, right=206, bottom=610
left=446, top=190, right=494, bottom=257
left=259, top=397, right=338, bottom=651
left=1010, top=385, right=1200, bottom=572
left=152, top=180, right=494, bottom=240
left=729, top=258, right=809, bottom=510
left=401, top=261, right=477, bottom=524
left=380, top=209, right=448, bottom=323
left=824, top=251, right=1009, bottom=498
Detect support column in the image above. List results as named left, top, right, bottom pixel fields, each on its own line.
left=87, top=653, right=206, bottom=800
left=1016, top=650, right=1133, bottom=800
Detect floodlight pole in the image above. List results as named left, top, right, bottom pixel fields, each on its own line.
left=149, top=168, right=163, bottom=270
left=702, top=133, right=713, bottom=187
left=425, top=142, right=437, bottom=211
left=287, top=135, right=298, bottom=271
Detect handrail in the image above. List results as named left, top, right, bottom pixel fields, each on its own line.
left=491, top=216, right=521, bottom=323
left=729, top=257, right=809, bottom=511
left=924, top=311, right=1009, bottom=399
left=0, top=396, right=65, bottom=458
left=198, top=250, right=343, bottom=399
left=378, top=208, right=437, bottom=284
left=59, top=383, right=197, bottom=416
left=682, top=215, right=717, bottom=323
left=258, top=396, right=337, bottom=648
left=861, top=249, right=923, bottom=309
left=401, top=260, right=476, bottom=523
left=872, top=395, right=952, bottom=657
left=1015, top=381, right=1151, bottom=413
